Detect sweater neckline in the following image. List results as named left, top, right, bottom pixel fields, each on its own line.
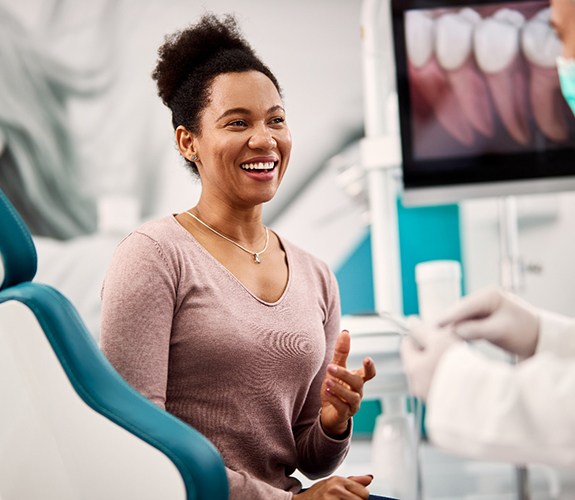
left=170, top=214, right=291, bottom=306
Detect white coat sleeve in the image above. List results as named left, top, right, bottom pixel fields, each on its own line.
left=536, top=309, right=575, bottom=357
left=425, top=342, right=575, bottom=468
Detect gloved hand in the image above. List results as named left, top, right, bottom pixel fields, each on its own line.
left=438, top=287, right=540, bottom=359
left=400, top=317, right=460, bottom=400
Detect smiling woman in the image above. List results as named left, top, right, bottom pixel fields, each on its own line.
left=99, top=13, right=381, bottom=500
left=176, top=71, right=291, bottom=214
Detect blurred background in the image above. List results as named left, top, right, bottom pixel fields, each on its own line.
left=0, top=0, right=370, bottom=336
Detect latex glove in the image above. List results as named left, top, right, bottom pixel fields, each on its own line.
left=437, top=287, right=540, bottom=359
left=293, top=474, right=373, bottom=499
left=400, top=317, right=460, bottom=400
left=320, top=330, right=376, bottom=437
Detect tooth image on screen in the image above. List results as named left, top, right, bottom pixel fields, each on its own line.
left=435, top=8, right=495, bottom=140
left=406, top=10, right=475, bottom=147
left=475, top=8, right=531, bottom=146
left=522, top=8, right=570, bottom=142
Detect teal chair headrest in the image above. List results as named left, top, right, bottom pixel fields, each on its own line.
left=0, top=189, right=37, bottom=290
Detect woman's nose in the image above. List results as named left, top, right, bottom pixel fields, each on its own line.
left=248, top=126, right=277, bottom=149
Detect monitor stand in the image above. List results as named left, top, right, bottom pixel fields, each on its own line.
left=497, top=196, right=530, bottom=500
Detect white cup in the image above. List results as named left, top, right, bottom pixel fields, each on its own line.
left=415, top=260, right=462, bottom=324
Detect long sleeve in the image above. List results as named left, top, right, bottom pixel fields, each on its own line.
left=226, top=469, right=293, bottom=500
left=292, top=268, right=351, bottom=479
left=426, top=342, right=575, bottom=467
left=537, top=309, right=575, bottom=357
left=100, top=231, right=175, bottom=408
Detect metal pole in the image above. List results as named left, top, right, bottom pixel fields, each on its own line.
left=360, top=0, right=403, bottom=316
left=497, top=196, right=530, bottom=500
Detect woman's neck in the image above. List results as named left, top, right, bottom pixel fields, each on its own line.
left=189, top=202, right=265, bottom=245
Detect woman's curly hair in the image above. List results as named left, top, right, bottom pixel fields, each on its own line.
left=152, top=13, right=282, bottom=173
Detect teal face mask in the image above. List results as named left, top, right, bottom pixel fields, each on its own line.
left=557, top=57, right=575, bottom=116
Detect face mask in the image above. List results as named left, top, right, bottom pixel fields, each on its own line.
left=557, top=56, right=575, bottom=116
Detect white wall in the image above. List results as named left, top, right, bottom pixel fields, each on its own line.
left=1, top=0, right=364, bottom=226
left=461, top=191, right=575, bottom=317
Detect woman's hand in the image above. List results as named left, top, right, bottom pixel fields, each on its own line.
left=320, top=330, right=376, bottom=437
left=293, top=475, right=373, bottom=499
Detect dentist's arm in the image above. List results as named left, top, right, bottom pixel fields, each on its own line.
left=401, top=312, right=575, bottom=467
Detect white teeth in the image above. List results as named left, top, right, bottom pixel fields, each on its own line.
left=406, top=11, right=435, bottom=68
left=493, top=7, right=525, bottom=27
left=521, top=8, right=562, bottom=68
left=436, top=8, right=481, bottom=71
left=459, top=7, right=481, bottom=25
left=240, top=161, right=275, bottom=171
left=474, top=8, right=525, bottom=74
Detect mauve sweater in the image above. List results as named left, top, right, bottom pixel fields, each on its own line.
left=100, top=215, right=350, bottom=500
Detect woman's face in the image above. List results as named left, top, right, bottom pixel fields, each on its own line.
left=191, top=71, right=292, bottom=209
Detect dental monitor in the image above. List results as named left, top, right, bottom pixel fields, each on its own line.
left=391, top=0, right=575, bottom=206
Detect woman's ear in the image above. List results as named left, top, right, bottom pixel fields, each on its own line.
left=175, top=126, right=197, bottom=162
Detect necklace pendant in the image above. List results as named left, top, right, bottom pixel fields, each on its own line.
left=254, top=253, right=261, bottom=264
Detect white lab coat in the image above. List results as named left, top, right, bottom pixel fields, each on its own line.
left=426, top=310, right=575, bottom=467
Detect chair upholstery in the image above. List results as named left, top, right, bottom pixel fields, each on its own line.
left=0, top=188, right=228, bottom=500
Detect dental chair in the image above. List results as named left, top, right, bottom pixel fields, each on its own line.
left=0, top=189, right=228, bottom=500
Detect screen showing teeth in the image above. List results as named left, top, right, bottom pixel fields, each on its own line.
left=402, top=2, right=573, bottom=153
left=393, top=0, right=575, bottom=201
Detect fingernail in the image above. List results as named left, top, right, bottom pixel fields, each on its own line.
left=328, top=364, right=338, bottom=374
left=368, top=474, right=374, bottom=479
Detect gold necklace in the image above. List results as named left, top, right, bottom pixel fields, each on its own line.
left=185, top=211, right=269, bottom=264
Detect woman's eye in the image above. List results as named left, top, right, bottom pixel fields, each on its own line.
left=228, top=120, right=247, bottom=127
left=270, top=117, right=285, bottom=125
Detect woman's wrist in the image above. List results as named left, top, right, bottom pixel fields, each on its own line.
left=319, top=411, right=350, bottom=439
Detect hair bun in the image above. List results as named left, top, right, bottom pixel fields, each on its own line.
left=153, top=14, right=257, bottom=107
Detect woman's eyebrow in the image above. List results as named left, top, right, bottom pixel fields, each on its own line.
left=216, top=107, right=251, bottom=121
left=217, top=105, right=285, bottom=121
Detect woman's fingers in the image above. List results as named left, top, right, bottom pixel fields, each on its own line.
left=323, top=389, right=353, bottom=416
left=331, top=330, right=351, bottom=367
left=362, top=357, right=376, bottom=381
left=325, top=379, right=361, bottom=413
left=294, top=475, right=371, bottom=499
left=347, top=474, right=374, bottom=487
left=327, top=364, right=363, bottom=392
left=325, top=357, right=376, bottom=415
